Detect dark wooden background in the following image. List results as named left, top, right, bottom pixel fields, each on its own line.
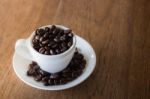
left=0, top=0, right=150, bottom=99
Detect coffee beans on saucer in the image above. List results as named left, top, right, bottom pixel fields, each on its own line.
left=27, top=48, right=86, bottom=86
left=32, top=25, right=74, bottom=55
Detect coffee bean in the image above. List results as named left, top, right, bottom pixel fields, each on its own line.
left=54, top=37, right=60, bottom=42
left=68, top=33, right=73, bottom=37
left=33, top=65, right=40, bottom=71
left=72, top=71, right=80, bottom=78
left=61, top=47, right=67, bottom=52
left=54, top=80, right=60, bottom=85
left=50, top=74, right=60, bottom=79
left=62, top=72, right=71, bottom=78
left=43, top=32, right=49, bottom=38
left=48, top=41, right=55, bottom=47
left=44, top=82, right=49, bottom=86
left=67, top=42, right=72, bottom=47
left=34, top=75, right=42, bottom=81
left=42, top=76, right=49, bottom=82
left=51, top=43, right=58, bottom=48
left=49, top=49, right=55, bottom=55
left=38, top=69, right=49, bottom=76
left=44, top=51, right=50, bottom=55
left=27, top=69, right=35, bottom=76
left=52, top=28, right=60, bottom=35
left=44, top=46, right=50, bottom=50
left=64, top=29, right=72, bottom=34
left=60, top=78, right=68, bottom=84
left=61, top=42, right=67, bottom=48
left=39, top=47, right=45, bottom=54
left=75, top=53, right=84, bottom=60
left=45, top=27, right=50, bottom=32
left=35, top=35, right=40, bottom=40
left=60, top=35, right=66, bottom=41
left=55, top=49, right=61, bottom=54
left=51, top=25, right=56, bottom=31
left=36, top=29, right=45, bottom=36
left=29, top=64, right=34, bottom=69
left=39, top=37, right=44, bottom=42
left=32, top=39, right=38, bottom=44
left=49, top=35, right=55, bottom=39
left=42, top=39, right=49, bottom=45
left=48, top=79, right=54, bottom=85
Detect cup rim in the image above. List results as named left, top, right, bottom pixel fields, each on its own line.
left=28, top=25, right=76, bottom=57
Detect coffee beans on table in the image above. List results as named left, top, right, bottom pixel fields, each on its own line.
left=32, top=25, right=74, bottom=55
left=27, top=48, right=86, bottom=86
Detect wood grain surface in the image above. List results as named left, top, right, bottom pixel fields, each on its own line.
left=0, top=0, right=150, bottom=99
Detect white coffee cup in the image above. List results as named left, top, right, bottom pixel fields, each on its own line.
left=15, top=25, right=76, bottom=73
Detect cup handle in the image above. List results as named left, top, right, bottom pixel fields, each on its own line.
left=15, top=39, right=32, bottom=60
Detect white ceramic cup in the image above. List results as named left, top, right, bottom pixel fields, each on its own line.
left=15, top=25, right=76, bottom=73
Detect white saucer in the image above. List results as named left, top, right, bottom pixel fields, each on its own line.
left=13, top=36, right=96, bottom=90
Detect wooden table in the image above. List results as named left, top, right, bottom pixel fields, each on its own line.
left=0, top=0, right=150, bottom=99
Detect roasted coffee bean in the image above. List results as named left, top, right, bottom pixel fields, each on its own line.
left=50, top=74, right=60, bottom=79
left=51, top=43, right=58, bottom=48
left=36, top=29, right=45, bottom=36
left=54, top=37, right=60, bottom=42
left=33, top=65, right=40, bottom=71
left=39, top=47, right=45, bottom=54
left=27, top=69, right=35, bottom=76
left=44, top=51, right=50, bottom=55
left=75, top=53, right=84, bottom=60
left=45, top=27, right=50, bottom=32
left=67, top=42, right=72, bottom=47
left=51, top=25, right=56, bottom=31
left=39, top=43, right=44, bottom=47
left=62, top=68, right=71, bottom=74
left=33, top=45, right=40, bottom=50
left=42, top=76, right=49, bottom=82
left=55, top=49, right=61, bottom=54
left=62, top=72, right=72, bottom=78
left=61, top=42, right=67, bottom=48
left=43, top=32, right=49, bottom=38
left=35, top=35, right=40, bottom=40
left=42, top=39, right=49, bottom=45
left=44, top=82, right=49, bottom=86
left=38, top=70, right=46, bottom=76
left=61, top=47, right=67, bottom=52
left=72, top=71, right=81, bottom=78
left=49, top=35, right=55, bottom=39
left=34, top=75, right=42, bottom=81
left=39, top=37, right=45, bottom=42
left=47, top=41, right=55, bottom=47
left=32, top=39, right=38, bottom=44
left=29, top=64, right=34, bottom=69
left=68, top=33, right=73, bottom=37
left=60, top=78, right=68, bottom=84
left=54, top=80, right=60, bottom=85
left=44, top=46, right=50, bottom=50
left=48, top=79, right=54, bottom=85
left=49, top=49, right=55, bottom=55
left=64, top=29, right=72, bottom=34
left=52, top=28, right=59, bottom=35
left=60, top=35, right=66, bottom=41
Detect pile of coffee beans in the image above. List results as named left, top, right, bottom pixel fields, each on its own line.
left=27, top=49, right=86, bottom=86
left=32, top=25, right=74, bottom=55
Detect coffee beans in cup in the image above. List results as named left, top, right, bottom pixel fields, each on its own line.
left=32, top=25, right=74, bottom=55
